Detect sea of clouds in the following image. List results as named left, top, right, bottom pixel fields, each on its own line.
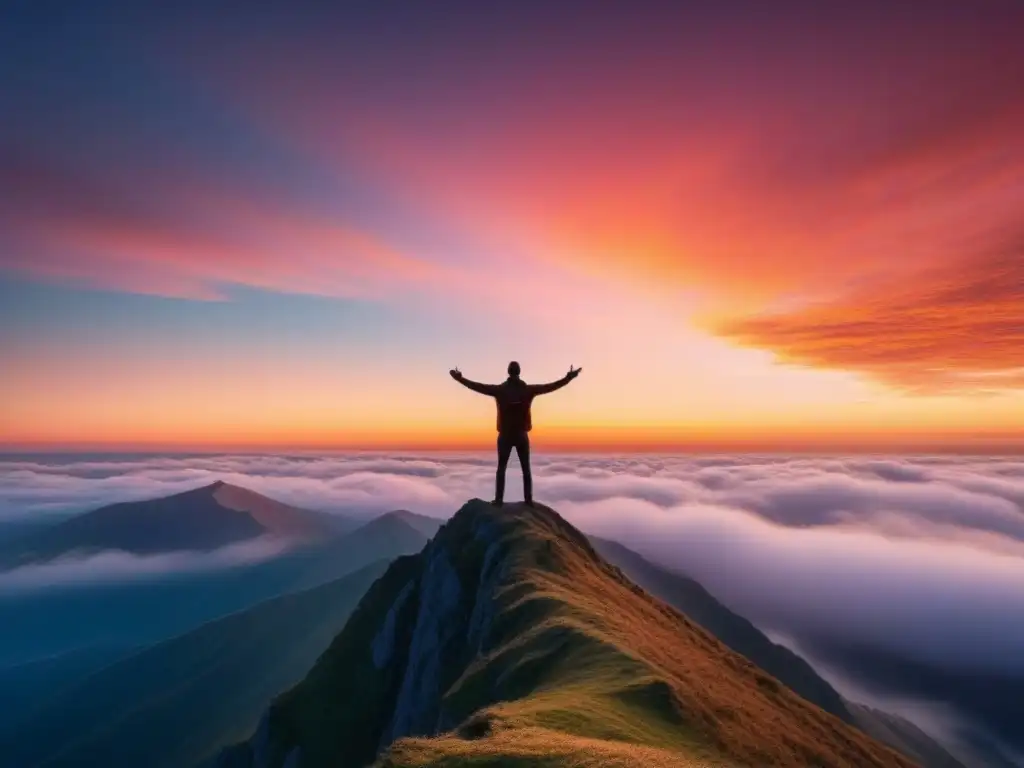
left=2, top=452, right=1023, bottom=683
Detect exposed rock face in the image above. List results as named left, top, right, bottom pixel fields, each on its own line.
left=372, top=580, right=415, bottom=670
left=251, top=711, right=272, bottom=768
left=384, top=545, right=463, bottom=743
left=467, top=526, right=506, bottom=654
left=216, top=500, right=507, bottom=768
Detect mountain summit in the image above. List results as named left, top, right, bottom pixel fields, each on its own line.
left=221, top=499, right=915, bottom=768
left=3, top=481, right=343, bottom=566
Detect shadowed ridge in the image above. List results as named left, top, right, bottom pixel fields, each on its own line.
left=327, top=513, right=436, bottom=566
left=221, top=498, right=919, bottom=768
left=371, top=510, right=445, bottom=540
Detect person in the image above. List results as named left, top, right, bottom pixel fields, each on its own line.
left=450, top=361, right=582, bottom=507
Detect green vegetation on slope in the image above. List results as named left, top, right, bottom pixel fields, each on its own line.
left=590, top=537, right=850, bottom=721
left=230, top=499, right=919, bottom=768
left=590, top=538, right=964, bottom=768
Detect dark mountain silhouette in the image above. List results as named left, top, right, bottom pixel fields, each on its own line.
left=0, top=510, right=434, bottom=669
left=3, top=561, right=389, bottom=768
left=220, top=500, right=919, bottom=768
left=1, top=481, right=347, bottom=567
left=590, top=538, right=965, bottom=768
left=262, top=511, right=440, bottom=595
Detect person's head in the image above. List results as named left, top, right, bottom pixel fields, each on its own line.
left=507, top=361, right=521, bottom=378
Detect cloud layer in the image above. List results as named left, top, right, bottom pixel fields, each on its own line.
left=3, top=451, right=1024, bottom=676
left=0, top=535, right=289, bottom=594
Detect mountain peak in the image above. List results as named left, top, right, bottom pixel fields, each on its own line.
left=223, top=498, right=915, bottom=768
left=196, top=479, right=252, bottom=496
left=3, top=481, right=344, bottom=567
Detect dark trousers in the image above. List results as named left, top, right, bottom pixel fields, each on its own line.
left=496, top=432, right=532, bottom=503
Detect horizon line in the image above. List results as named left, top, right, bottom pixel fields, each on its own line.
left=3, top=440, right=1023, bottom=457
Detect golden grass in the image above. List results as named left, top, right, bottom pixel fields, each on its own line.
left=377, top=501, right=919, bottom=768
left=386, top=725, right=720, bottom=767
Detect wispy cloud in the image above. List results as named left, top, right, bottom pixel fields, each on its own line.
left=0, top=535, right=290, bottom=594
left=0, top=150, right=445, bottom=302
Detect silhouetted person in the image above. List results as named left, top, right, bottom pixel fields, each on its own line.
left=450, top=361, right=582, bottom=507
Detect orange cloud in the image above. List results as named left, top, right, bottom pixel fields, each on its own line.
left=717, top=232, right=1024, bottom=394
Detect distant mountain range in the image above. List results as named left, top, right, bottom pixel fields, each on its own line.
left=1, top=482, right=350, bottom=568
left=220, top=499, right=955, bottom=768
left=1, top=501, right=442, bottom=768
left=0, top=497, right=441, bottom=668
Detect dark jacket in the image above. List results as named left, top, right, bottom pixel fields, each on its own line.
left=455, top=374, right=574, bottom=434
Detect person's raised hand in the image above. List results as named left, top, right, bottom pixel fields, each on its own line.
left=568, top=365, right=582, bottom=379
left=450, top=367, right=462, bottom=380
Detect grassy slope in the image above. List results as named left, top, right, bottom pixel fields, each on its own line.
left=263, top=500, right=919, bottom=768
left=6, top=561, right=389, bottom=768
left=589, top=537, right=851, bottom=721
left=590, top=539, right=964, bottom=768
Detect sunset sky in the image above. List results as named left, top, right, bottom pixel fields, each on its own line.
left=2, top=1, right=1023, bottom=451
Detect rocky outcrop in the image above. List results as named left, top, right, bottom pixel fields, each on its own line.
left=383, top=545, right=463, bottom=743
left=216, top=500, right=508, bottom=768
left=467, top=524, right=506, bottom=654
left=372, top=580, right=415, bottom=670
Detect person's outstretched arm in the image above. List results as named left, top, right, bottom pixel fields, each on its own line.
left=450, top=368, right=499, bottom=396
left=528, top=365, right=582, bottom=396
